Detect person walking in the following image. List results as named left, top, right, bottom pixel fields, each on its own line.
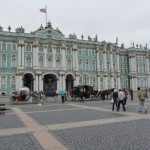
left=112, top=89, right=118, bottom=111
left=117, top=89, right=126, bottom=112
left=61, top=90, right=66, bottom=104
left=67, top=90, right=71, bottom=102
left=129, top=88, right=133, bottom=100
left=123, top=88, right=128, bottom=107
left=137, top=87, right=147, bottom=114
left=144, top=89, right=148, bottom=99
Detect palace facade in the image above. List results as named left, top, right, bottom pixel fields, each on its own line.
left=0, top=22, right=149, bottom=95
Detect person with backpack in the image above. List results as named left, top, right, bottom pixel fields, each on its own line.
left=137, top=87, right=147, bottom=114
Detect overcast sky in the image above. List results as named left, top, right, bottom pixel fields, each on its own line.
left=1, top=0, right=150, bottom=48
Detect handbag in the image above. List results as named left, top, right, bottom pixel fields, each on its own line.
left=110, top=98, right=114, bottom=103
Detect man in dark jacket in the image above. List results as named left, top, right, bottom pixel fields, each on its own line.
left=112, top=89, right=118, bottom=111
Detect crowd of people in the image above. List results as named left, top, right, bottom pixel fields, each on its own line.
left=111, top=87, right=148, bottom=114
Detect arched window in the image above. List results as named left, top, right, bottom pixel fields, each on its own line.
left=56, top=47, right=60, bottom=53
left=67, top=58, right=72, bottom=70
left=39, top=45, right=44, bottom=52
left=56, top=57, right=61, bottom=69
left=26, top=55, right=32, bottom=67
left=47, top=46, right=52, bottom=53
left=1, top=76, right=6, bottom=89
left=107, top=77, right=111, bottom=88
left=114, top=78, right=117, bottom=88
left=79, top=76, right=82, bottom=85
left=67, top=48, right=71, bottom=54
left=39, top=55, right=44, bottom=67
left=11, top=76, right=16, bottom=89
left=11, top=55, right=16, bottom=67
left=86, top=76, right=89, bottom=85
left=47, top=55, right=52, bottom=68
left=2, top=54, right=6, bottom=68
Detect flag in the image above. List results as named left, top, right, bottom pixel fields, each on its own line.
left=40, top=8, right=46, bottom=13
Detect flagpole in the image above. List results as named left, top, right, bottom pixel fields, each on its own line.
left=45, top=6, right=47, bottom=26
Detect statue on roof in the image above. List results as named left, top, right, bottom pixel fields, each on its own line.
left=0, top=26, right=3, bottom=31
left=81, top=34, right=84, bottom=40
left=121, top=43, right=124, bottom=48
left=88, top=35, right=92, bottom=41
left=116, top=37, right=118, bottom=44
left=47, top=21, right=52, bottom=28
left=56, top=27, right=63, bottom=34
left=136, top=44, right=138, bottom=48
left=94, top=35, right=98, bottom=42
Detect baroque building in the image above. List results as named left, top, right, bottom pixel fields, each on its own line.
left=0, top=22, right=149, bottom=95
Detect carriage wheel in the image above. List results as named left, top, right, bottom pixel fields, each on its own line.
left=90, top=95, right=94, bottom=100
left=9, top=97, right=16, bottom=104
left=32, top=97, right=40, bottom=104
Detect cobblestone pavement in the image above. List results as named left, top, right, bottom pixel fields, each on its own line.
left=0, top=93, right=150, bottom=149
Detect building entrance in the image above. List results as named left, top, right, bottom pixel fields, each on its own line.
left=23, top=73, right=34, bottom=91
left=66, top=74, right=74, bottom=91
left=43, top=74, right=57, bottom=93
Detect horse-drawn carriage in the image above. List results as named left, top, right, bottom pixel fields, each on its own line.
left=71, top=85, right=99, bottom=101
left=9, top=87, right=40, bottom=104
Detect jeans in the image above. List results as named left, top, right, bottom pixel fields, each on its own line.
left=117, top=100, right=126, bottom=111
left=139, top=101, right=147, bottom=111
left=112, top=99, right=118, bottom=111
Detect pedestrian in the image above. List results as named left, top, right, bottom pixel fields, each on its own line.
left=67, top=90, right=71, bottom=102
left=112, top=89, right=118, bottom=111
left=61, top=90, right=66, bottom=104
left=144, top=89, right=148, bottom=99
left=79, top=91, right=84, bottom=102
left=123, top=88, right=128, bottom=107
left=129, top=88, right=133, bottom=100
left=117, top=89, right=126, bottom=112
left=137, top=87, right=147, bottom=114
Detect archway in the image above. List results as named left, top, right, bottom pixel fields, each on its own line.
left=66, top=74, right=74, bottom=90
left=43, top=74, right=57, bottom=92
left=23, top=73, right=34, bottom=91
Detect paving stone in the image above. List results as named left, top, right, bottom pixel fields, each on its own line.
left=51, top=119, right=150, bottom=150
left=28, top=109, right=127, bottom=125
left=0, top=134, right=43, bottom=150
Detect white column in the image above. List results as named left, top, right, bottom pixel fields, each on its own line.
left=111, top=76, right=114, bottom=88
left=44, top=48, right=47, bottom=68
left=57, top=78, right=60, bottom=92
left=62, top=75, right=66, bottom=90
left=35, top=47, right=39, bottom=67
left=59, top=75, right=62, bottom=91
left=16, top=75, right=19, bottom=90
left=104, top=76, right=108, bottom=89
left=146, top=56, right=149, bottom=73
left=103, top=52, right=107, bottom=71
left=39, top=75, right=42, bottom=91
left=75, top=50, right=79, bottom=70
left=116, top=52, right=120, bottom=72
left=32, top=45, right=36, bottom=67
left=75, top=75, right=79, bottom=85
left=96, top=50, right=100, bottom=71
left=17, top=45, right=21, bottom=67
left=97, top=76, right=100, bottom=91
left=34, top=79, right=36, bottom=91
left=35, top=75, right=38, bottom=92
left=52, top=48, right=56, bottom=68
left=19, top=75, right=22, bottom=89
left=72, top=50, right=75, bottom=69
left=22, top=46, right=25, bottom=67
left=148, top=75, right=150, bottom=88
left=61, top=48, right=66, bottom=70
left=117, top=76, right=121, bottom=89
left=110, top=52, right=113, bottom=71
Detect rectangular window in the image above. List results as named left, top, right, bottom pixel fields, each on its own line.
left=92, top=50, right=95, bottom=56
left=26, top=45, right=31, bottom=51
left=78, top=50, right=81, bottom=55
left=85, top=50, right=88, bottom=56
left=2, top=43, right=6, bottom=50
left=67, top=48, right=71, bottom=54
left=39, top=46, right=44, bottom=52
left=12, top=44, right=16, bottom=51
